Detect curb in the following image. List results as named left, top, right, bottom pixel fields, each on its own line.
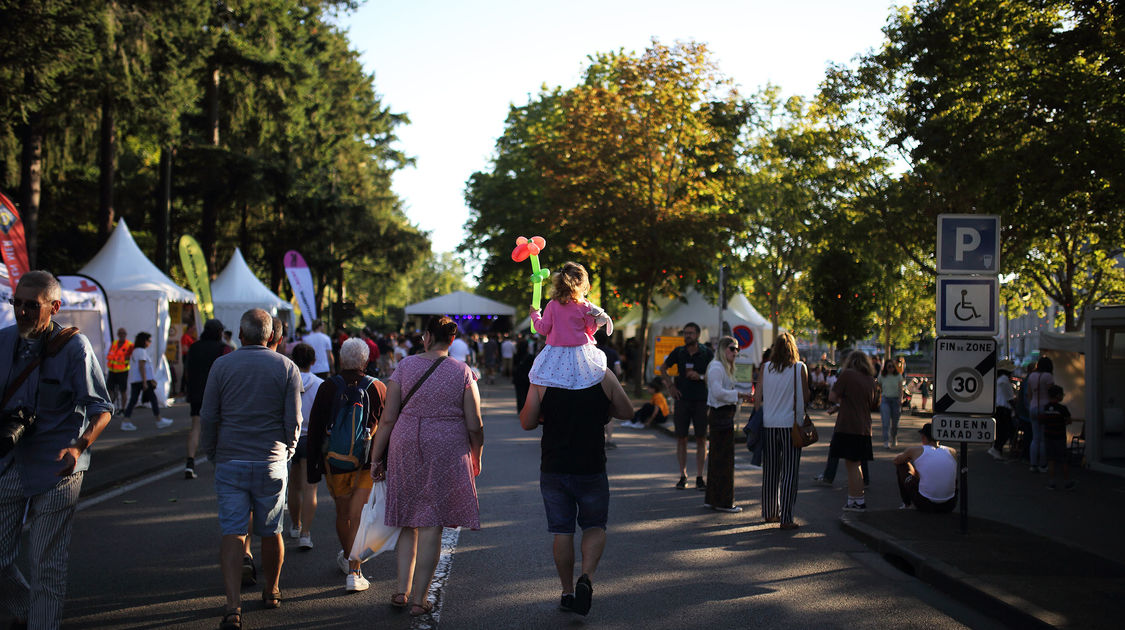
left=839, top=514, right=1060, bottom=629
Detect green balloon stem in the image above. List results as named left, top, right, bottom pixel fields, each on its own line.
left=530, top=254, right=542, bottom=334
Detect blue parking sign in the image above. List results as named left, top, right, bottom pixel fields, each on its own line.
left=937, top=214, right=1000, bottom=274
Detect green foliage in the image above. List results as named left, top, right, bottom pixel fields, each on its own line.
left=806, top=248, right=879, bottom=348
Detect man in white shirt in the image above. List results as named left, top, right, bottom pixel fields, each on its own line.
left=303, top=319, right=335, bottom=378
left=892, top=423, right=957, bottom=513
left=500, top=334, right=515, bottom=377
left=449, top=332, right=472, bottom=364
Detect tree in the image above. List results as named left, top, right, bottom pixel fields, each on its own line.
left=806, top=248, right=878, bottom=348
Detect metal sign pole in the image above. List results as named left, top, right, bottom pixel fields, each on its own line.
left=960, top=440, right=968, bottom=535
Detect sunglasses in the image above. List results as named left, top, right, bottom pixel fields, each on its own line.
left=726, top=346, right=739, bottom=352
left=8, top=298, right=48, bottom=312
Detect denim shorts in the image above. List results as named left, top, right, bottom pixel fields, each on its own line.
left=540, top=472, right=609, bottom=535
left=214, top=460, right=288, bottom=537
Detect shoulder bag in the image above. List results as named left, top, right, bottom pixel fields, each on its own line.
left=790, top=363, right=819, bottom=448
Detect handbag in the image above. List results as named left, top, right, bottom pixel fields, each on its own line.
left=349, top=479, right=401, bottom=562
left=790, top=363, right=819, bottom=448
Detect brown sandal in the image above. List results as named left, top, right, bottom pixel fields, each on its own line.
left=220, top=610, right=242, bottom=630
left=391, top=593, right=409, bottom=608
left=262, top=588, right=282, bottom=609
left=409, top=601, right=433, bottom=617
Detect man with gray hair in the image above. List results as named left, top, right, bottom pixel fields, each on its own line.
left=0, top=270, right=114, bottom=629
left=201, top=309, right=301, bottom=629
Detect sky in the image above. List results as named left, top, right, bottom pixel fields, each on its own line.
left=341, top=0, right=901, bottom=258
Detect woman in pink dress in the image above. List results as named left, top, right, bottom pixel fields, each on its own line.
left=370, top=316, right=483, bottom=618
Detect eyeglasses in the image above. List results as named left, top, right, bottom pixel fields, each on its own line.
left=8, top=298, right=46, bottom=312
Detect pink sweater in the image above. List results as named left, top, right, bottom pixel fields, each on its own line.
left=531, top=299, right=597, bottom=347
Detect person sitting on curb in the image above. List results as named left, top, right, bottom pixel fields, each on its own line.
left=892, top=423, right=957, bottom=513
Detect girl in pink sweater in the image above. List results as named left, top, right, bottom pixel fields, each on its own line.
left=529, top=262, right=613, bottom=389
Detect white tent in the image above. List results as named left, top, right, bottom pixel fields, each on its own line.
left=0, top=270, right=110, bottom=368
left=78, top=219, right=195, bottom=399
left=211, top=247, right=294, bottom=339
left=405, top=291, right=516, bottom=316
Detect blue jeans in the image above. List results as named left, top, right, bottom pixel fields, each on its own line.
left=1029, top=410, right=1047, bottom=467
left=214, top=460, right=288, bottom=536
left=881, top=396, right=901, bottom=444
left=540, top=472, right=609, bottom=534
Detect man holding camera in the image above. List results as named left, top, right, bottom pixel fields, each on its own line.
left=0, top=271, right=114, bottom=629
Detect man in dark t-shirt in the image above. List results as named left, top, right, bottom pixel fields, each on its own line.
left=519, top=373, right=633, bottom=617
left=658, top=322, right=714, bottom=490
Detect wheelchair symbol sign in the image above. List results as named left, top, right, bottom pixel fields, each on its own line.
left=937, top=276, right=998, bottom=336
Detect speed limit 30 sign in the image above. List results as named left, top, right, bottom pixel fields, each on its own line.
left=934, top=338, right=996, bottom=415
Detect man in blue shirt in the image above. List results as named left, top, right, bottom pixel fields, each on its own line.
left=0, top=271, right=114, bottom=629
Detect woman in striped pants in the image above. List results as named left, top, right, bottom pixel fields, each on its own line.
left=754, top=333, right=808, bottom=530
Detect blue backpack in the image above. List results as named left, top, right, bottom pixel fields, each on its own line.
left=324, top=374, right=376, bottom=472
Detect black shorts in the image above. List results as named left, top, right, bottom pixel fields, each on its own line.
left=107, top=371, right=129, bottom=394
left=829, top=432, right=874, bottom=461
left=190, top=399, right=203, bottom=416
left=1044, top=436, right=1068, bottom=463
left=674, top=399, right=708, bottom=439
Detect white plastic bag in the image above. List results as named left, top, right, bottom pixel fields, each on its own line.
left=350, top=479, right=401, bottom=562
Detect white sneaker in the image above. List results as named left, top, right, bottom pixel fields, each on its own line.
left=156, top=417, right=174, bottom=429
left=884, top=441, right=891, bottom=449
left=987, top=447, right=1004, bottom=460
left=299, top=534, right=313, bottom=550
left=121, top=421, right=138, bottom=431
left=336, top=549, right=349, bottom=575
left=289, top=527, right=300, bottom=539
left=345, top=571, right=369, bottom=592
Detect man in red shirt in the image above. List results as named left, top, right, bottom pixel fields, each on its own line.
left=360, top=327, right=380, bottom=377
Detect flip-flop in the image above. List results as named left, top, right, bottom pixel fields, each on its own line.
left=391, top=593, right=409, bottom=608
left=262, top=588, right=282, bottom=609
left=409, top=601, right=433, bottom=617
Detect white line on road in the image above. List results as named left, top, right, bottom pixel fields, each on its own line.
left=76, top=456, right=209, bottom=513
left=411, top=526, right=462, bottom=630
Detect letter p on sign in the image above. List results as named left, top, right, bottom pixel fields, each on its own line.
left=938, top=215, right=1000, bottom=274
left=954, top=227, right=980, bottom=261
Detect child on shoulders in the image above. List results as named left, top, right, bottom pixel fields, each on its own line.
left=528, top=262, right=613, bottom=390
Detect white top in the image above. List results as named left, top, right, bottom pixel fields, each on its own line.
left=761, top=361, right=805, bottom=428
left=449, top=338, right=472, bottom=363
left=706, top=361, right=740, bottom=409
left=995, top=374, right=1015, bottom=409
left=915, top=444, right=957, bottom=502
left=826, top=374, right=837, bottom=389
left=298, top=371, right=324, bottom=437
left=394, top=345, right=408, bottom=361
left=128, top=347, right=155, bottom=383
left=500, top=339, right=515, bottom=359
left=304, top=331, right=333, bottom=373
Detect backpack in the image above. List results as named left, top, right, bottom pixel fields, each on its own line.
left=324, top=374, right=376, bottom=472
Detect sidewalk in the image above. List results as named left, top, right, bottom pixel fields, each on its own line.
left=82, top=398, right=196, bottom=497
left=835, top=411, right=1125, bottom=629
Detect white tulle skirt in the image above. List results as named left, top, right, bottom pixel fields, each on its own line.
left=528, top=344, right=607, bottom=390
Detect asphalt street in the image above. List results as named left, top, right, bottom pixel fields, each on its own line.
left=56, top=383, right=1006, bottom=629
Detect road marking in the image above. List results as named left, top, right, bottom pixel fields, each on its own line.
left=411, top=526, right=461, bottom=629
left=77, top=456, right=209, bottom=513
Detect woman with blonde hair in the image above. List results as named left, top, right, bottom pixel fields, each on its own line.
left=828, top=350, right=878, bottom=512
left=704, top=336, right=751, bottom=513
left=753, top=332, right=808, bottom=529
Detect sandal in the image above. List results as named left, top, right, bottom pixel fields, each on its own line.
left=219, top=610, right=242, bottom=630
left=262, top=588, right=282, bottom=609
left=391, top=593, right=409, bottom=608
left=409, top=601, right=434, bottom=617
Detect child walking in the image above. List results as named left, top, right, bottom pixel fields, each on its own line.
left=1041, top=384, right=1076, bottom=490
left=529, top=262, right=613, bottom=390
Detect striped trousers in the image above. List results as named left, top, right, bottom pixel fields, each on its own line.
left=0, top=462, right=84, bottom=630
left=761, top=427, right=801, bottom=524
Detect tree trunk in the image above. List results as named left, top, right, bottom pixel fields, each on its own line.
left=154, top=147, right=172, bottom=271
left=770, top=292, right=780, bottom=340
left=200, top=66, right=221, bottom=268
left=97, top=90, right=116, bottom=240
left=18, top=111, right=43, bottom=269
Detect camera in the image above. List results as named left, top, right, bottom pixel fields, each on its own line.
left=0, top=407, right=37, bottom=458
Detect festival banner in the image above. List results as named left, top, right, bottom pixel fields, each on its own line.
left=178, top=235, right=214, bottom=318
left=0, top=191, right=30, bottom=293
left=284, top=250, right=316, bottom=331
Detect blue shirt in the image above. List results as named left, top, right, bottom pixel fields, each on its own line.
left=0, top=323, right=114, bottom=496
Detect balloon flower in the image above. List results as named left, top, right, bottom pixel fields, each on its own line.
left=511, top=236, right=548, bottom=333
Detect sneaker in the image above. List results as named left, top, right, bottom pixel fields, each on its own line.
left=336, top=549, right=349, bottom=575
left=892, top=437, right=898, bottom=447
left=813, top=474, right=833, bottom=486
left=345, top=571, right=369, bottom=592
left=1038, top=465, right=1049, bottom=473
left=184, top=466, right=197, bottom=479
left=695, top=477, right=707, bottom=490
left=289, top=527, right=301, bottom=539
left=156, top=417, right=174, bottom=429
left=559, top=593, right=576, bottom=612
left=675, top=476, right=688, bottom=489
left=299, top=534, right=313, bottom=550
left=573, top=574, right=593, bottom=616
left=884, top=441, right=891, bottom=449
left=628, top=421, right=645, bottom=429
left=120, top=421, right=138, bottom=431
left=714, top=505, right=743, bottom=513
left=898, top=503, right=910, bottom=509
left=241, top=555, right=257, bottom=586
left=987, top=448, right=1004, bottom=460
left=843, top=502, right=867, bottom=512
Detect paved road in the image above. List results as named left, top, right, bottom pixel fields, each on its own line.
left=59, top=383, right=1004, bottom=629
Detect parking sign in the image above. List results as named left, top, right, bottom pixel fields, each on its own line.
left=937, top=214, right=1000, bottom=274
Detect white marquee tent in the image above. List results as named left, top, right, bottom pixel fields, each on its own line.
left=405, top=291, right=516, bottom=316
left=0, top=269, right=111, bottom=368
left=211, top=248, right=294, bottom=339
left=78, top=219, right=195, bottom=397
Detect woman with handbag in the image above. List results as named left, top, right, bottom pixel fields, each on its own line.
left=754, top=332, right=809, bottom=529
left=368, top=316, right=483, bottom=618
left=828, top=350, right=878, bottom=512
left=704, top=337, right=752, bottom=513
